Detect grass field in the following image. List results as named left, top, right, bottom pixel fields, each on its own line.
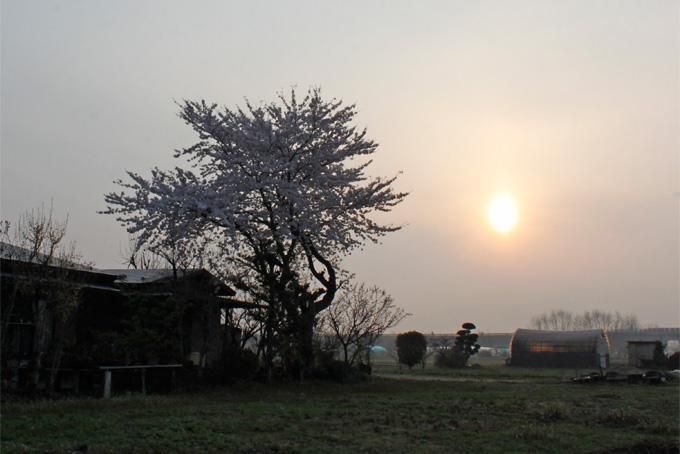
left=2, top=363, right=678, bottom=453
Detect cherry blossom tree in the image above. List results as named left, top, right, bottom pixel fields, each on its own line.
left=103, top=88, right=407, bottom=379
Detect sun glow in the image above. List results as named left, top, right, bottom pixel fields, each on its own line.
left=487, top=193, right=519, bottom=234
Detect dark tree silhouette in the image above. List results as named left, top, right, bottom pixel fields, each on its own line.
left=435, top=322, right=481, bottom=368
left=396, top=331, right=427, bottom=370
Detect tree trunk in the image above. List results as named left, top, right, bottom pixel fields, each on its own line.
left=298, top=306, right=316, bottom=381
left=264, top=319, right=274, bottom=383
left=1, top=280, right=19, bottom=350
left=30, top=299, right=49, bottom=394
left=198, top=299, right=212, bottom=376
left=48, top=343, right=63, bottom=392
left=47, top=302, right=76, bottom=392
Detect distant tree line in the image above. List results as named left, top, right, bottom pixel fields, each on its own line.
left=529, top=309, right=639, bottom=331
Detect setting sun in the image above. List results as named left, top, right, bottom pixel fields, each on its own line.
left=487, top=193, right=519, bottom=234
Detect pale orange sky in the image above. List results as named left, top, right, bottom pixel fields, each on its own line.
left=2, top=1, right=678, bottom=332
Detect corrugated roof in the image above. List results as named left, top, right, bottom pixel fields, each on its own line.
left=99, top=268, right=182, bottom=283
left=99, top=268, right=235, bottom=297
left=0, top=241, right=94, bottom=271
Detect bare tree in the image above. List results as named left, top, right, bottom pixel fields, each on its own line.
left=121, top=236, right=164, bottom=270
left=1, top=203, right=85, bottom=392
left=224, top=306, right=263, bottom=351
left=575, top=310, right=640, bottom=331
left=319, top=281, right=408, bottom=367
left=122, top=229, right=211, bottom=276
left=530, top=310, right=576, bottom=331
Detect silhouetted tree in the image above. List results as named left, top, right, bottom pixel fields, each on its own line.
left=435, top=322, right=480, bottom=368
left=454, top=322, right=481, bottom=356
left=396, top=331, right=427, bottom=370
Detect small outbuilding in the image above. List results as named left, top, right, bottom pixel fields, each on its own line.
left=1, top=249, right=245, bottom=394
left=509, top=329, right=610, bottom=368
left=626, top=341, right=661, bottom=368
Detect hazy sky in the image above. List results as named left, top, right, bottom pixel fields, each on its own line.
left=2, top=1, right=678, bottom=332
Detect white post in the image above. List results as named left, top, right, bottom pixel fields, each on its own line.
left=103, top=370, right=112, bottom=399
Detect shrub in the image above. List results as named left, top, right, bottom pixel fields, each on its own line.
left=209, top=348, right=260, bottom=384
left=396, top=331, right=427, bottom=369
left=311, top=355, right=369, bottom=383
left=434, top=349, right=468, bottom=368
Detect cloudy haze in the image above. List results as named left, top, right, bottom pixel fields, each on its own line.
left=2, top=1, right=678, bottom=332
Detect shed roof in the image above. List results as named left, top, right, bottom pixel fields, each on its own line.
left=0, top=257, right=119, bottom=291
left=0, top=241, right=94, bottom=271
left=100, top=268, right=236, bottom=297
left=100, top=268, right=184, bottom=284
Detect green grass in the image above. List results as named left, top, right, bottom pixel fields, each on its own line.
left=2, top=368, right=678, bottom=453
left=371, top=355, right=580, bottom=383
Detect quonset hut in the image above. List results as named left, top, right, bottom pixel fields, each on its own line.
left=509, top=329, right=610, bottom=368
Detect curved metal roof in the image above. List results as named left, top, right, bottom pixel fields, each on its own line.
left=511, top=328, right=608, bottom=351
left=509, top=329, right=610, bottom=367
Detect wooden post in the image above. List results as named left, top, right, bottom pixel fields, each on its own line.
left=103, top=370, right=112, bottom=399
left=141, top=369, right=146, bottom=395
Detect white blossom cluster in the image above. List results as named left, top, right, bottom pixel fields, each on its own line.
left=104, top=89, right=407, bottom=296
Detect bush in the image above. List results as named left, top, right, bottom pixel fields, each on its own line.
left=311, top=355, right=369, bottom=383
left=434, top=349, right=468, bottom=368
left=326, top=360, right=369, bottom=383
left=308, top=341, right=370, bottom=383
left=396, top=331, right=427, bottom=369
left=208, top=348, right=260, bottom=384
